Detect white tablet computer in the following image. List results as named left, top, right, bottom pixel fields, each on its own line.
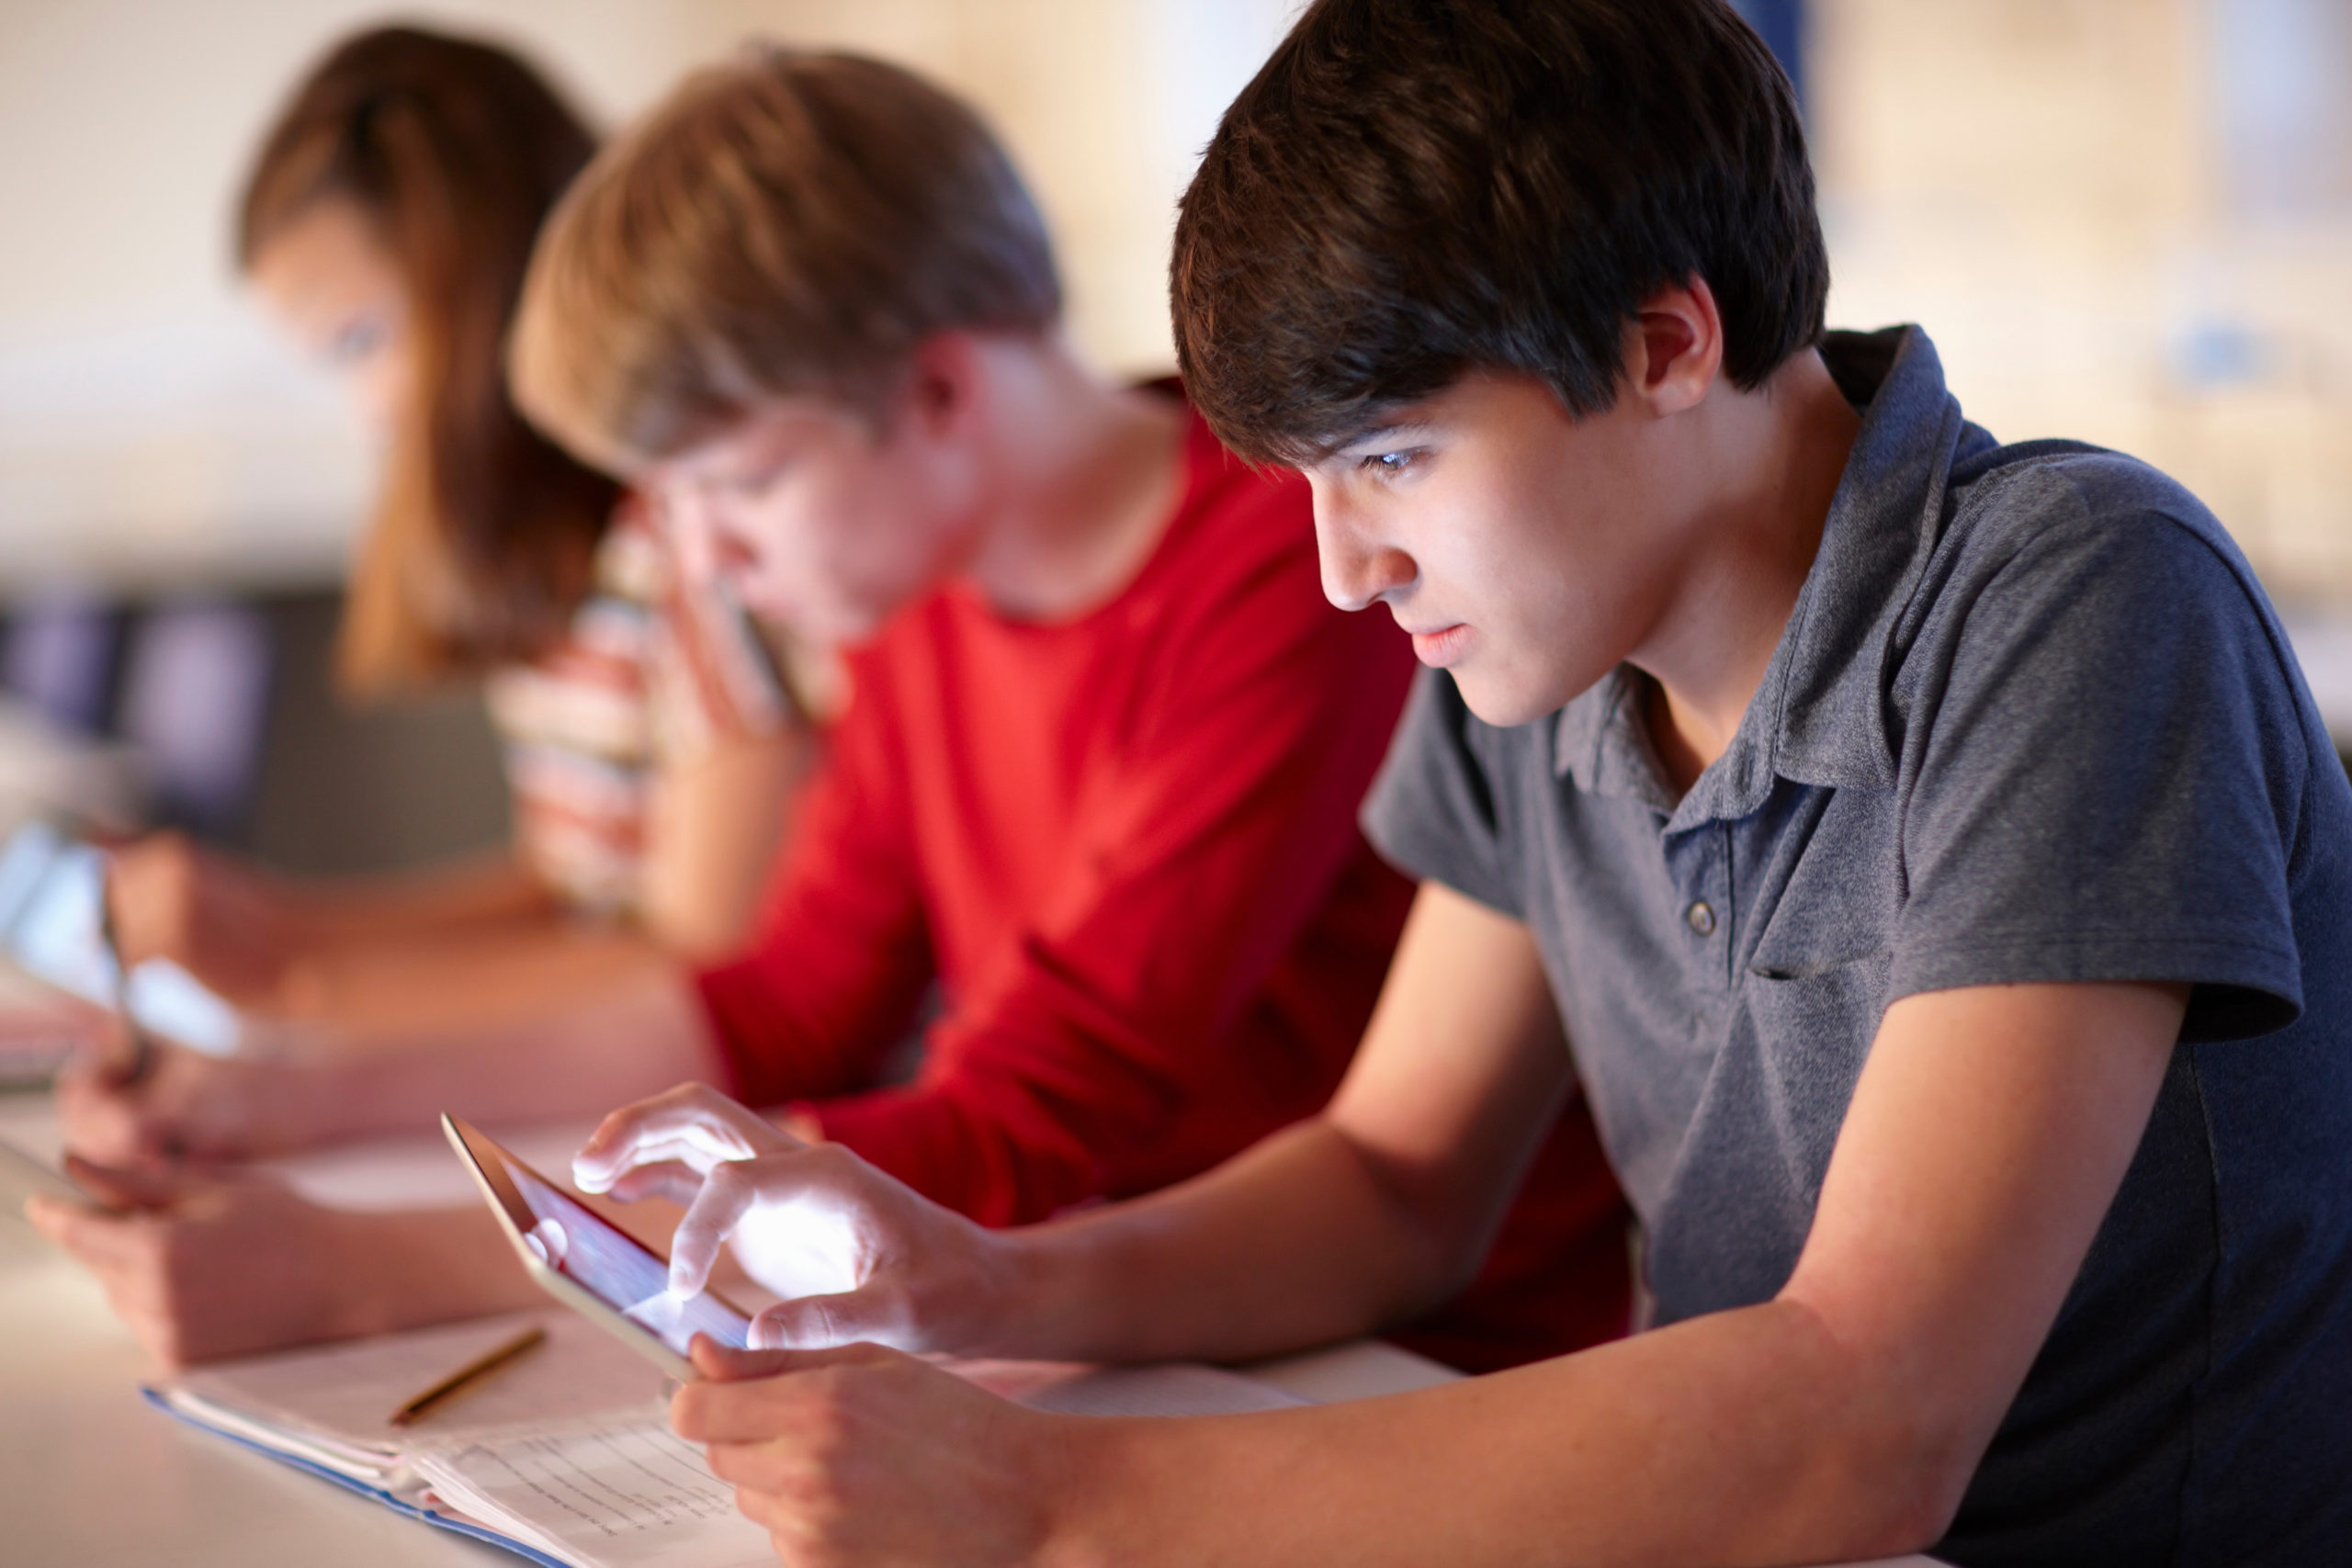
left=0, top=821, right=242, bottom=1057
left=443, top=1113, right=754, bottom=1381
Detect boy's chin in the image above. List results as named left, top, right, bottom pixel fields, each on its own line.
left=1453, top=658, right=1603, bottom=730
left=1452, top=668, right=1555, bottom=730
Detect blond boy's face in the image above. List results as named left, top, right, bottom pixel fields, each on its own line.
left=649, top=398, right=978, bottom=647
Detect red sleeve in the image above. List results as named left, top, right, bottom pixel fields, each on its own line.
left=810, top=506, right=1415, bottom=1225
left=692, top=655, right=933, bottom=1104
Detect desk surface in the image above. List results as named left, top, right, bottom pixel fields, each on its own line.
left=0, top=1096, right=1935, bottom=1568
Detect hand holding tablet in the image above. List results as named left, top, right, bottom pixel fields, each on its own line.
left=0, top=823, right=243, bottom=1059
left=567, top=1083, right=1017, bottom=1355
left=444, top=1114, right=753, bottom=1379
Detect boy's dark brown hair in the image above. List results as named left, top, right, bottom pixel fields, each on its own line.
left=1171, top=0, right=1827, bottom=464
left=242, top=26, right=618, bottom=690
left=509, top=47, right=1061, bottom=476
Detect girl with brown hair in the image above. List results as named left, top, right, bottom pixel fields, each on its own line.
left=101, top=27, right=822, bottom=1047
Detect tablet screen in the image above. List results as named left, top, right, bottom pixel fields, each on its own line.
left=0, top=823, right=241, bottom=1056
left=447, top=1116, right=752, bottom=1356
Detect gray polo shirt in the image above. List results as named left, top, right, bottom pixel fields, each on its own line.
left=1363, top=326, right=2352, bottom=1567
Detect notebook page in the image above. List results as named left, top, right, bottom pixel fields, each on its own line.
left=168, top=1311, right=667, bottom=1456
left=413, top=1418, right=774, bottom=1568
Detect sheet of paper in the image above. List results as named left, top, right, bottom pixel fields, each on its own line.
left=413, top=1418, right=775, bottom=1568
left=170, top=1311, right=668, bottom=1455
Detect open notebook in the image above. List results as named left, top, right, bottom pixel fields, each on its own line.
left=148, top=1308, right=1307, bottom=1568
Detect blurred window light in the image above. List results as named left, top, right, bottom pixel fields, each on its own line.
left=2215, top=0, right=2352, bottom=219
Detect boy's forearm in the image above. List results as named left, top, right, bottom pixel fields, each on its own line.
left=299, top=852, right=555, bottom=950
left=275, top=923, right=671, bottom=1052
left=300, top=960, right=725, bottom=1142
left=992, top=1117, right=1476, bottom=1364
left=1046, top=1297, right=1956, bottom=1568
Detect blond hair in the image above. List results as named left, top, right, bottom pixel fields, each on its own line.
left=511, top=47, right=1061, bottom=473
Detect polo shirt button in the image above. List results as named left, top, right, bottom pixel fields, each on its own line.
left=1685, top=900, right=1716, bottom=936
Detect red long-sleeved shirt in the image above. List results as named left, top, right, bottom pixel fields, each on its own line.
left=696, top=401, right=1630, bottom=1365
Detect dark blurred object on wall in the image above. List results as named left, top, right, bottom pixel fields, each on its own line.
left=242, top=592, right=509, bottom=875
left=1, top=589, right=508, bottom=875
left=4, top=593, right=121, bottom=737
left=116, top=599, right=274, bottom=837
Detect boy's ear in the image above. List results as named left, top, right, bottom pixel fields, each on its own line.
left=1625, top=278, right=1724, bottom=419
left=899, top=330, right=984, bottom=438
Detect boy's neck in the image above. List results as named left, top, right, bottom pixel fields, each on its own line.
left=1634, top=348, right=1862, bottom=796
left=959, top=336, right=1189, bottom=624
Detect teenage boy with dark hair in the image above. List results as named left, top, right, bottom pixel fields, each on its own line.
left=40, top=45, right=1631, bottom=1379
left=562, top=3, right=2352, bottom=1564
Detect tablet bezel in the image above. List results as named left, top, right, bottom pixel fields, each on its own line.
left=442, top=1113, right=753, bottom=1381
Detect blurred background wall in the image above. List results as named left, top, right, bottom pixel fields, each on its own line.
left=0, top=0, right=2346, bottom=870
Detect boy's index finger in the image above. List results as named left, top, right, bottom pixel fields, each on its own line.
left=688, top=1334, right=856, bottom=1378
left=62, top=1153, right=186, bottom=1213
left=575, top=1079, right=713, bottom=1154
left=673, top=1341, right=884, bottom=1438
left=573, top=1090, right=764, bottom=1188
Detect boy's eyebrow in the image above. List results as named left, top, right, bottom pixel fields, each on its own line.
left=1329, top=419, right=1436, bottom=457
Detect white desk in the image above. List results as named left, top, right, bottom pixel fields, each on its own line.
left=0, top=1096, right=1935, bottom=1567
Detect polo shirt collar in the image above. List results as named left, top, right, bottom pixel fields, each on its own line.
left=1552, top=325, right=1992, bottom=828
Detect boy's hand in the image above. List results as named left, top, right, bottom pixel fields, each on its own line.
left=106, top=833, right=305, bottom=1005
left=573, top=1083, right=1017, bottom=1352
left=676, top=1337, right=1066, bottom=1568
left=26, top=1156, right=370, bottom=1367
left=56, top=1028, right=323, bottom=1164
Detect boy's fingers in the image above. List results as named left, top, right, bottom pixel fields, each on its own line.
left=673, top=1339, right=896, bottom=1438
left=579, top=1129, right=738, bottom=1190
left=669, top=1160, right=761, bottom=1295
left=687, top=1335, right=865, bottom=1382
left=22, top=1194, right=66, bottom=1240
left=25, top=1195, right=146, bottom=1269
left=748, top=1291, right=902, bottom=1350
left=62, top=1154, right=187, bottom=1211
left=574, top=1085, right=776, bottom=1190
left=604, top=1160, right=703, bottom=1206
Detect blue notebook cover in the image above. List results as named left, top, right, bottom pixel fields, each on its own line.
left=141, top=1385, right=571, bottom=1568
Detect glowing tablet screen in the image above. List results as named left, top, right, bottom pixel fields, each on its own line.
left=485, top=1135, right=752, bottom=1355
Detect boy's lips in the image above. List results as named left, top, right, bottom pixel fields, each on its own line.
left=1407, top=623, right=1473, bottom=667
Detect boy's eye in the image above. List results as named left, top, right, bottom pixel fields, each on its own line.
left=1357, top=448, right=1422, bottom=477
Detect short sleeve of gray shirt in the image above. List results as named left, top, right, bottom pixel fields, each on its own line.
left=1365, top=464, right=2310, bottom=1043
left=1355, top=326, right=2352, bottom=1568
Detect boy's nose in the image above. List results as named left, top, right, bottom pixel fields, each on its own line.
left=1311, top=493, right=1416, bottom=613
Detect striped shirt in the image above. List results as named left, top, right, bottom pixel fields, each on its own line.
left=484, top=505, right=806, bottom=915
